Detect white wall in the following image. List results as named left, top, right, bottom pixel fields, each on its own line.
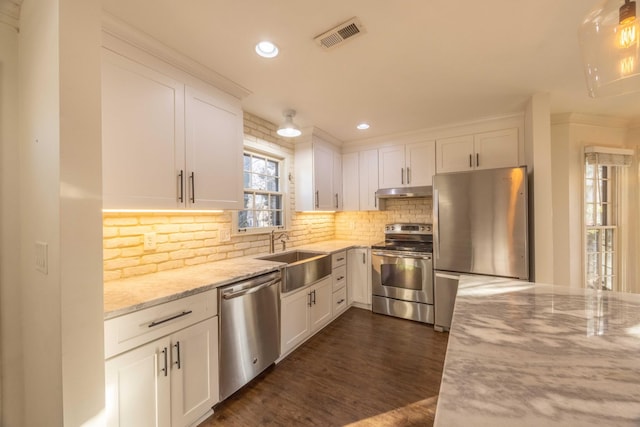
left=0, top=13, right=23, bottom=427
left=19, top=0, right=104, bottom=425
left=550, top=114, right=629, bottom=289
left=525, top=93, right=554, bottom=283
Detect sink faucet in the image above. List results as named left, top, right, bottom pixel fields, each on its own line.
left=270, top=230, right=289, bottom=253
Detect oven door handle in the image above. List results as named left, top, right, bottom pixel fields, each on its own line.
left=372, top=251, right=432, bottom=260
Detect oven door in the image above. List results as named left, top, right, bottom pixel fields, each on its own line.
left=371, top=250, right=433, bottom=304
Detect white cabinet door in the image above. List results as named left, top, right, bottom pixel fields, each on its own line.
left=342, top=152, right=360, bottom=211
left=359, top=149, right=379, bottom=211
left=378, top=145, right=405, bottom=188
left=310, top=277, right=333, bottom=332
left=185, top=87, right=243, bottom=210
left=474, top=128, right=519, bottom=170
left=102, top=50, right=185, bottom=209
left=280, top=289, right=312, bottom=355
left=170, top=317, right=219, bottom=427
left=435, top=135, right=474, bottom=173
left=333, top=152, right=343, bottom=210
left=313, top=144, right=335, bottom=210
left=406, top=141, right=435, bottom=186
left=105, top=337, right=172, bottom=427
left=347, top=248, right=371, bottom=306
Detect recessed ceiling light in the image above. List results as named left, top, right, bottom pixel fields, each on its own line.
left=255, top=41, right=279, bottom=58
left=357, top=123, right=370, bottom=130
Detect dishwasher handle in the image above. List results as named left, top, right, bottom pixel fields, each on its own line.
left=221, top=273, right=281, bottom=300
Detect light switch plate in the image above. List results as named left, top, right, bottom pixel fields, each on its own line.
left=220, top=228, right=231, bottom=242
left=35, top=241, right=48, bottom=274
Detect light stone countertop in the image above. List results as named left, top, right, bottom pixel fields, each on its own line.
left=104, top=239, right=371, bottom=319
left=434, top=275, right=640, bottom=427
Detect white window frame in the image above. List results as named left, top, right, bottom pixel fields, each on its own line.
left=232, top=142, right=290, bottom=235
left=582, top=146, right=632, bottom=292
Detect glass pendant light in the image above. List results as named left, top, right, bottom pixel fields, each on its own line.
left=277, top=110, right=302, bottom=138
left=579, top=0, right=640, bottom=97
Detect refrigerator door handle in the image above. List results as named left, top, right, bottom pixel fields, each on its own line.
left=433, top=188, right=440, bottom=260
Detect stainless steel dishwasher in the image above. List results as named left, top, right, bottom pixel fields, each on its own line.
left=218, top=270, right=280, bottom=401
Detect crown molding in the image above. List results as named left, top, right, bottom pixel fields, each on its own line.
left=0, top=0, right=21, bottom=31
left=551, top=112, right=631, bottom=128
left=102, top=12, right=251, bottom=100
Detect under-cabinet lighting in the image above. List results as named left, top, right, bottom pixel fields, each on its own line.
left=102, top=209, right=224, bottom=214
left=298, top=211, right=336, bottom=214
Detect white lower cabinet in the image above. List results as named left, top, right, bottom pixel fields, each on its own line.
left=280, top=276, right=333, bottom=356
left=105, top=291, right=219, bottom=427
left=348, top=248, right=372, bottom=307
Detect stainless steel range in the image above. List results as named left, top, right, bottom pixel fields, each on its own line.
left=371, top=223, right=434, bottom=324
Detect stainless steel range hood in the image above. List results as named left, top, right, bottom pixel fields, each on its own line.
left=376, top=186, right=433, bottom=199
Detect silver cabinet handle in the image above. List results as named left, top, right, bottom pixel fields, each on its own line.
left=476, top=153, right=479, bottom=167
left=407, top=167, right=411, bottom=184
left=312, top=290, right=316, bottom=305
left=308, top=292, right=313, bottom=307
left=174, top=341, right=181, bottom=369
left=469, top=154, right=472, bottom=168
left=161, top=347, right=168, bottom=377
left=335, top=193, right=339, bottom=209
left=337, top=299, right=345, bottom=304
left=374, top=192, right=377, bottom=208
left=178, top=170, right=184, bottom=203
left=149, top=310, right=193, bottom=328
left=401, top=168, right=404, bottom=184
left=189, top=172, right=195, bottom=203
left=362, top=252, right=366, bottom=264
left=434, top=189, right=440, bottom=260
left=315, top=190, right=319, bottom=208
left=336, top=276, right=345, bottom=281
left=337, top=257, right=345, bottom=262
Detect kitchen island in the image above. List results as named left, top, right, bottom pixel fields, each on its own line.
left=435, top=276, right=640, bottom=427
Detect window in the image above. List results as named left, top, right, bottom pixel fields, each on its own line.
left=584, top=163, right=618, bottom=290
left=239, top=151, right=285, bottom=231
left=583, top=148, right=632, bottom=292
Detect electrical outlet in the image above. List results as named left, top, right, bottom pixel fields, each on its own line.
left=220, top=228, right=231, bottom=242
left=144, top=232, right=157, bottom=250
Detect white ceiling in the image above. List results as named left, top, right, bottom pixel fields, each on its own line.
left=102, top=0, right=640, bottom=142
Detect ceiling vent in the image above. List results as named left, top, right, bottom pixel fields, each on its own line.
left=314, top=17, right=366, bottom=50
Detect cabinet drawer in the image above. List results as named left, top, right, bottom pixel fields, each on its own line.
left=332, top=265, right=347, bottom=292
left=333, top=287, right=348, bottom=316
left=105, top=289, right=217, bottom=359
left=332, top=251, right=347, bottom=267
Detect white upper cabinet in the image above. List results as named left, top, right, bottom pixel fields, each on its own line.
left=379, top=140, right=435, bottom=188
left=184, top=87, right=243, bottom=210
left=102, top=49, right=243, bottom=210
left=296, top=136, right=342, bottom=211
left=102, top=50, right=185, bottom=209
left=342, top=149, right=379, bottom=211
left=436, top=128, right=519, bottom=173
left=359, top=149, right=379, bottom=211
left=342, top=152, right=360, bottom=211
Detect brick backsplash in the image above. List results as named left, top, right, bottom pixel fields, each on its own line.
left=335, top=198, right=433, bottom=242
left=103, top=112, right=432, bottom=282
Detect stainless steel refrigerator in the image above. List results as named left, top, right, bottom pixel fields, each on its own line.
left=433, top=166, right=529, bottom=331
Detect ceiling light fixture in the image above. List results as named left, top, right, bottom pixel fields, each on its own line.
left=277, top=109, right=302, bottom=138
left=579, top=0, right=640, bottom=97
left=255, top=41, right=279, bottom=58
left=356, top=123, right=370, bottom=130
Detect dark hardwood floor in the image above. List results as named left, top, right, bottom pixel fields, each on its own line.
left=200, top=307, right=449, bottom=427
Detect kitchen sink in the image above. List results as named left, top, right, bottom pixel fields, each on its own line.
left=257, top=250, right=331, bottom=293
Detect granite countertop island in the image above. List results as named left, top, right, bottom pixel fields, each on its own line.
left=435, top=276, right=640, bottom=427
left=104, top=238, right=371, bottom=319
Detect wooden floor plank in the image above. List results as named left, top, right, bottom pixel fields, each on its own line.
left=200, top=307, right=449, bottom=427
